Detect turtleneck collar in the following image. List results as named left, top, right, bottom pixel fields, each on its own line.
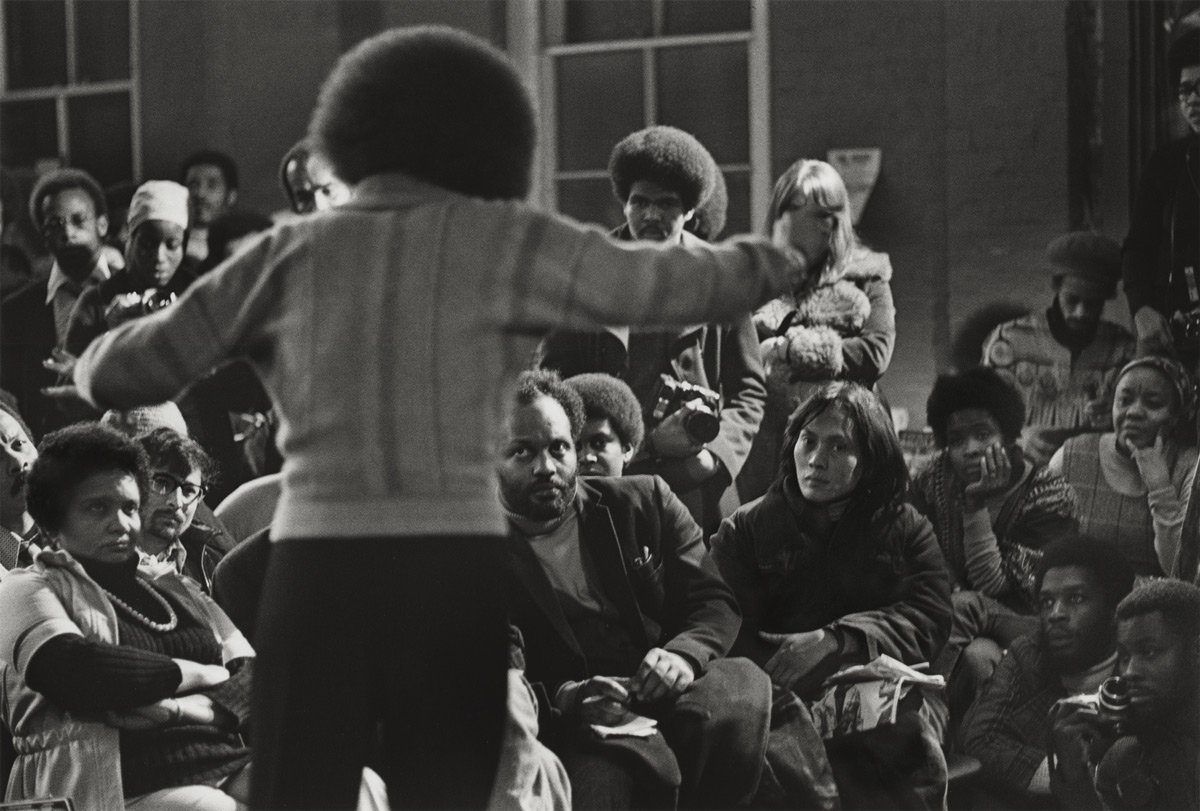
left=77, top=552, right=141, bottom=593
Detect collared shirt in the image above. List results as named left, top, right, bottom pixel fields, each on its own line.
left=45, top=252, right=111, bottom=347
left=0, top=525, right=43, bottom=576
left=136, top=540, right=188, bottom=580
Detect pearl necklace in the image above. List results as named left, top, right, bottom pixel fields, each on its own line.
left=103, top=580, right=178, bottom=633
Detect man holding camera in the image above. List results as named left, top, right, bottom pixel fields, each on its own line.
left=498, top=370, right=770, bottom=809
left=539, top=126, right=766, bottom=534
left=960, top=537, right=1134, bottom=808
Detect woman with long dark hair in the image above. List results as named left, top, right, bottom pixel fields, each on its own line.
left=710, top=382, right=952, bottom=808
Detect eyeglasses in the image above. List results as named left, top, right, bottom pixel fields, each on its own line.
left=1179, top=81, right=1200, bottom=101
left=148, top=472, right=206, bottom=505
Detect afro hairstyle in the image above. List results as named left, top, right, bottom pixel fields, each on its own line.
left=180, top=149, right=240, bottom=190
left=28, top=168, right=107, bottom=231
left=1116, top=578, right=1200, bottom=640
left=609, top=125, right=716, bottom=212
left=309, top=26, right=535, bottom=200
left=514, top=369, right=586, bottom=442
left=685, top=160, right=728, bottom=241
left=1034, top=535, right=1135, bottom=611
left=565, top=373, right=645, bottom=452
left=27, top=423, right=148, bottom=535
left=926, top=366, right=1026, bottom=447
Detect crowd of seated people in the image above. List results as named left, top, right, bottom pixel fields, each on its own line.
left=0, top=20, right=1196, bottom=811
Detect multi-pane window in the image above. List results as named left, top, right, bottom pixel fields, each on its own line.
left=1, top=0, right=139, bottom=187
left=522, top=0, right=769, bottom=236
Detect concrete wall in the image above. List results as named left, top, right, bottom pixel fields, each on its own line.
left=138, top=0, right=501, bottom=216
left=769, top=0, right=1130, bottom=427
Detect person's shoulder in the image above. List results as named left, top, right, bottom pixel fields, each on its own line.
left=843, top=245, right=893, bottom=284
left=586, top=473, right=667, bottom=504
left=2, top=277, right=48, bottom=309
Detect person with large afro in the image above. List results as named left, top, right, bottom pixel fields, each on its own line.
left=68, top=26, right=811, bottom=810
left=539, top=125, right=768, bottom=537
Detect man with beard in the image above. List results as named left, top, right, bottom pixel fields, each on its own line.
left=984, top=232, right=1135, bottom=465
left=960, top=536, right=1134, bottom=807
left=135, top=428, right=235, bottom=593
left=1071, top=580, right=1200, bottom=810
left=539, top=126, right=766, bottom=535
left=0, top=401, right=42, bottom=572
left=1, top=169, right=112, bottom=439
left=498, top=369, right=770, bottom=809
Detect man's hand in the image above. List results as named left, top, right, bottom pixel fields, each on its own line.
left=42, top=347, right=77, bottom=379
left=647, top=402, right=706, bottom=459
left=963, top=442, right=1013, bottom=510
left=759, top=629, right=838, bottom=691
left=1128, top=431, right=1173, bottom=492
left=1134, top=306, right=1173, bottom=355
left=632, top=648, right=695, bottom=703
left=104, top=292, right=147, bottom=329
left=1049, top=701, right=1112, bottom=806
left=576, top=676, right=633, bottom=726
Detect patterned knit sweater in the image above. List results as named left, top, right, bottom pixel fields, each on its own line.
left=911, top=452, right=1077, bottom=613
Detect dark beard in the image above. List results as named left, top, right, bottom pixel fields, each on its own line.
left=509, top=473, right=577, bottom=522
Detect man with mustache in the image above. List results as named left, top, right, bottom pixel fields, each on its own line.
left=983, top=232, right=1135, bottom=465
left=960, top=536, right=1133, bottom=808
left=1, top=169, right=112, bottom=439
left=499, top=369, right=769, bottom=809
left=135, top=428, right=234, bottom=593
left=539, top=126, right=766, bottom=536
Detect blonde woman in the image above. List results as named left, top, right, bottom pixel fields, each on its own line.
left=738, top=160, right=897, bottom=501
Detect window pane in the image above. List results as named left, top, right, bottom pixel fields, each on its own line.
left=663, top=0, right=751, bottom=36
left=68, top=92, right=131, bottom=187
left=563, top=0, right=653, bottom=44
left=557, top=51, right=643, bottom=172
left=4, top=0, right=67, bottom=90
left=76, top=0, right=130, bottom=83
left=0, top=98, right=58, bottom=168
left=557, top=178, right=623, bottom=231
left=721, top=169, right=751, bottom=237
left=656, top=43, right=748, bottom=164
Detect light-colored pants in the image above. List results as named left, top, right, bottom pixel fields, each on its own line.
left=126, top=764, right=388, bottom=810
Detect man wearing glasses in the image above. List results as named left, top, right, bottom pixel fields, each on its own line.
left=1123, top=26, right=1200, bottom=367
left=135, top=427, right=234, bottom=593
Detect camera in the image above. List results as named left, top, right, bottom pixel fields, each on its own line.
left=1096, top=675, right=1131, bottom=734
left=136, top=289, right=176, bottom=314
left=649, top=374, right=721, bottom=445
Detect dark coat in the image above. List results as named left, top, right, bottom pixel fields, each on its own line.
left=710, top=481, right=952, bottom=689
left=537, top=230, right=766, bottom=534
left=505, top=474, right=741, bottom=697
left=0, top=279, right=97, bottom=439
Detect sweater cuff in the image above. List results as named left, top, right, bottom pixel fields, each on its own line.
left=1028, top=758, right=1051, bottom=795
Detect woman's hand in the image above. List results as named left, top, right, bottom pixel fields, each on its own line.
left=106, top=694, right=231, bottom=730
left=173, top=658, right=229, bottom=693
left=1129, top=431, right=1173, bottom=492
left=759, top=629, right=838, bottom=691
left=963, top=443, right=1012, bottom=510
left=576, top=676, right=633, bottom=726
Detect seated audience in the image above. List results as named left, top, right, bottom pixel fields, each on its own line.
left=1050, top=356, right=1199, bottom=578
left=1, top=169, right=111, bottom=438
left=913, top=367, right=1077, bottom=718
left=181, top=149, right=239, bottom=265
left=710, top=381, right=952, bottom=808
left=135, top=428, right=236, bottom=592
left=959, top=537, right=1134, bottom=808
left=1049, top=579, right=1200, bottom=810
left=539, top=125, right=767, bottom=536
left=740, top=158, right=896, bottom=502
left=565, top=372, right=644, bottom=477
left=500, top=370, right=770, bottom=809
left=0, top=423, right=254, bottom=808
left=64, top=180, right=194, bottom=357
left=0, top=401, right=42, bottom=571
left=983, top=232, right=1135, bottom=464
left=104, top=179, right=138, bottom=256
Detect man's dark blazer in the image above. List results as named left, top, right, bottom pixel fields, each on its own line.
left=505, top=474, right=741, bottom=697
left=1, top=279, right=64, bottom=440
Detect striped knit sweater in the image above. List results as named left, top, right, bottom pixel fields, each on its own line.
left=74, top=173, right=798, bottom=541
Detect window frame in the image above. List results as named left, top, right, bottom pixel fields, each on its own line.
left=0, top=0, right=141, bottom=178
left=508, top=0, right=770, bottom=232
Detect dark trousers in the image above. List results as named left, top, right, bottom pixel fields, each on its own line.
left=248, top=535, right=508, bottom=810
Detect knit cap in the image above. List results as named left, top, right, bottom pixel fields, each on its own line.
left=127, top=180, right=189, bottom=235
left=1047, top=231, right=1121, bottom=297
